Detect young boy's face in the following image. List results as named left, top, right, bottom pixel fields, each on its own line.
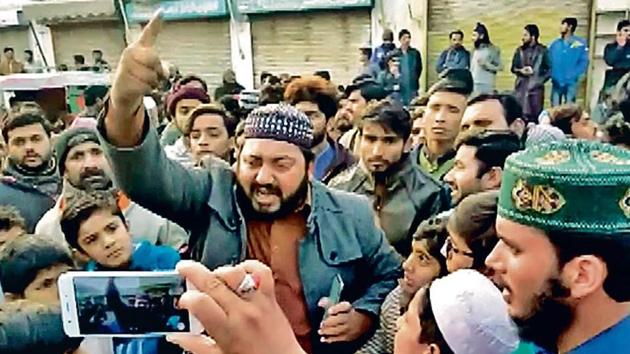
left=77, top=209, right=133, bottom=269
left=24, top=263, right=72, bottom=305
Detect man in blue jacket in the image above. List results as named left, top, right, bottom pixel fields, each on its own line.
left=548, top=17, right=589, bottom=106
left=97, top=13, right=401, bottom=354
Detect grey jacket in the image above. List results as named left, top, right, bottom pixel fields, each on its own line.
left=97, top=116, right=402, bottom=354
left=470, top=44, right=504, bottom=89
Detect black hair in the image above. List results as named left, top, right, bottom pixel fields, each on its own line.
left=549, top=231, right=630, bottom=302
left=92, top=49, right=103, bottom=54
left=3, top=47, right=13, bottom=54
left=417, top=286, right=455, bottom=353
left=562, top=17, right=578, bottom=32
left=83, top=85, right=109, bottom=107
left=260, top=71, right=272, bottom=84
left=449, top=30, right=464, bottom=40
left=455, top=129, right=522, bottom=176
left=314, top=71, right=331, bottom=82
left=360, top=99, right=412, bottom=141
left=0, top=301, right=83, bottom=354
left=185, top=104, right=238, bottom=137
left=398, top=28, right=411, bottom=40
left=474, top=23, right=492, bottom=46
left=468, top=93, right=523, bottom=125
left=524, top=24, right=541, bottom=42
left=24, top=49, right=33, bottom=56
left=2, top=112, right=52, bottom=143
left=0, top=234, right=74, bottom=295
left=413, top=215, right=449, bottom=278
left=0, top=205, right=26, bottom=233
left=73, top=55, right=85, bottom=65
left=428, top=75, right=473, bottom=97
left=179, top=75, right=209, bottom=93
left=399, top=29, right=411, bottom=40
left=285, top=76, right=339, bottom=120
left=448, top=190, right=500, bottom=273
left=60, top=190, right=126, bottom=252
left=617, top=20, right=630, bottom=32
left=360, top=47, right=373, bottom=59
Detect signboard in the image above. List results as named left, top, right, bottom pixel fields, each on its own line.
left=236, top=0, right=373, bottom=14
left=124, top=0, right=228, bottom=22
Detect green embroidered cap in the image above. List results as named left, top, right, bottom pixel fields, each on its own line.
left=498, top=139, right=630, bottom=234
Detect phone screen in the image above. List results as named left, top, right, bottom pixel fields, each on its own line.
left=72, top=274, right=189, bottom=335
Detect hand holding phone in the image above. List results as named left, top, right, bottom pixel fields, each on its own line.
left=58, top=271, right=202, bottom=337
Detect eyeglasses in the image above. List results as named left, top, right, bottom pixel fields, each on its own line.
left=446, top=237, right=475, bottom=258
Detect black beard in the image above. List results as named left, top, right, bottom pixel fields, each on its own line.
left=236, top=174, right=309, bottom=221
left=312, top=131, right=326, bottom=147
left=513, top=278, right=574, bottom=353
left=74, top=169, right=113, bottom=191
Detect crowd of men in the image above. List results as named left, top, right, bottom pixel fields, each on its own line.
left=0, top=11, right=630, bottom=354
left=0, top=47, right=110, bottom=74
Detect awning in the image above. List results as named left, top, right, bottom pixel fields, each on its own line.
left=22, top=0, right=117, bottom=24
left=0, top=72, right=111, bottom=91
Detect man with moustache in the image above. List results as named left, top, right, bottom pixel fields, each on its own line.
left=35, top=124, right=188, bottom=249
left=0, top=113, right=61, bottom=232
left=486, top=140, right=630, bottom=353
left=285, top=76, right=354, bottom=183
left=96, top=13, right=401, bottom=354
left=511, top=24, right=551, bottom=123
left=329, top=99, right=449, bottom=256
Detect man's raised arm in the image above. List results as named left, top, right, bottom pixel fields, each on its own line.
left=105, top=10, right=164, bottom=147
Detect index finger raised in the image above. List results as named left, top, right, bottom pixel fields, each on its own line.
left=137, top=8, right=163, bottom=47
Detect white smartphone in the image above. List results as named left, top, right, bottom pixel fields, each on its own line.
left=58, top=271, right=202, bottom=337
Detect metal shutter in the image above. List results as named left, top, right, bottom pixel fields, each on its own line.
left=51, top=21, right=125, bottom=69
left=155, top=20, right=231, bottom=93
left=427, top=0, right=591, bottom=95
left=251, top=9, right=372, bottom=86
left=0, top=26, right=30, bottom=55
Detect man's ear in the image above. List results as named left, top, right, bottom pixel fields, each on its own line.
left=481, top=166, right=503, bottom=190
left=510, top=118, right=526, bottom=137
left=561, top=255, right=608, bottom=300
left=426, top=343, right=441, bottom=354
left=307, top=161, right=315, bottom=180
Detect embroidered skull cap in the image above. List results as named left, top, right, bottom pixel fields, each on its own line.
left=244, top=103, right=313, bottom=149
left=499, top=139, right=630, bottom=234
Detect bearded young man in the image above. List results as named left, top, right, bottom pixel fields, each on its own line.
left=97, top=15, right=401, bottom=354
left=486, top=140, right=630, bottom=353
left=0, top=113, right=61, bottom=232
left=285, top=76, right=354, bottom=183
left=329, top=99, right=449, bottom=256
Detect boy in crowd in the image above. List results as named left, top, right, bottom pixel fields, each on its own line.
left=60, top=190, right=181, bottom=354
left=357, top=215, right=448, bottom=354
left=60, top=190, right=180, bottom=271
left=0, top=234, right=74, bottom=305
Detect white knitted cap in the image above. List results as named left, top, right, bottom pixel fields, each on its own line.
left=429, top=269, right=519, bottom=354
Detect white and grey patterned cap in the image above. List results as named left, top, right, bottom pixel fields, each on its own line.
left=429, top=269, right=519, bottom=354
left=244, top=103, right=313, bottom=149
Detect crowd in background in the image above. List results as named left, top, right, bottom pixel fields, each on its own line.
left=0, top=12, right=629, bottom=354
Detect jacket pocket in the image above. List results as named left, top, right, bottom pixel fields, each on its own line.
left=318, top=231, right=363, bottom=266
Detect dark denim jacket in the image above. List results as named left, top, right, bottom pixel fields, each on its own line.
left=97, top=115, right=402, bottom=354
